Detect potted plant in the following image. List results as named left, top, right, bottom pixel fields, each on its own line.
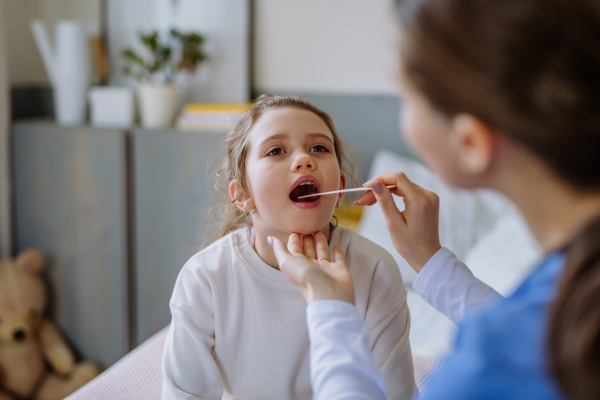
left=123, top=29, right=208, bottom=129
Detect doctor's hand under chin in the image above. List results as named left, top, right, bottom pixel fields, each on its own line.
left=269, top=232, right=356, bottom=305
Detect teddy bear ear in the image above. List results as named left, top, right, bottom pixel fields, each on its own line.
left=16, top=249, right=45, bottom=273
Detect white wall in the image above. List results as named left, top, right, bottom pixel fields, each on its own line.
left=6, top=0, right=46, bottom=85
left=5, top=0, right=100, bottom=85
left=4, top=0, right=249, bottom=102
left=154, top=0, right=249, bottom=103
left=6, top=1, right=391, bottom=96
left=106, top=0, right=156, bottom=88
left=254, top=0, right=397, bottom=95
left=108, top=0, right=249, bottom=103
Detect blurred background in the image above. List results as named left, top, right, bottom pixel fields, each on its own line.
left=0, top=0, right=541, bottom=396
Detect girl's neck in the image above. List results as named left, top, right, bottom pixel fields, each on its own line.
left=251, top=224, right=332, bottom=269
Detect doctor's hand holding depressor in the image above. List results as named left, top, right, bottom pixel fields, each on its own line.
left=356, top=172, right=442, bottom=273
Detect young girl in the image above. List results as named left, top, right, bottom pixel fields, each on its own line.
left=161, top=95, right=416, bottom=400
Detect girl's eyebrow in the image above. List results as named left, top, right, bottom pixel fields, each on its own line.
left=259, top=132, right=334, bottom=148
left=260, top=133, right=289, bottom=148
left=307, top=133, right=334, bottom=145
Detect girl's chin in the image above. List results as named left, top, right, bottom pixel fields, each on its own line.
left=288, top=222, right=331, bottom=236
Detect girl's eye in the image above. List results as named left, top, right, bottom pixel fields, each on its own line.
left=310, top=145, right=328, bottom=153
left=267, top=148, right=284, bottom=156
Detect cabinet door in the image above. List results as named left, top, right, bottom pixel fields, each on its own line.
left=13, top=121, right=129, bottom=369
left=134, top=129, right=226, bottom=345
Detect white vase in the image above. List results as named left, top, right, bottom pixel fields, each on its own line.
left=31, top=20, right=91, bottom=126
left=138, top=83, right=178, bottom=129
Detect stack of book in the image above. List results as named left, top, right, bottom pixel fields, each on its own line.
left=176, top=103, right=252, bottom=132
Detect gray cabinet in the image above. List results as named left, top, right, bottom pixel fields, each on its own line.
left=12, top=121, right=227, bottom=366
left=13, top=121, right=129, bottom=369
left=133, top=129, right=226, bottom=345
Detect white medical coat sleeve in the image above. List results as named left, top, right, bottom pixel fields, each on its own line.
left=307, top=300, right=388, bottom=400
left=363, top=257, right=416, bottom=400
left=412, top=247, right=501, bottom=325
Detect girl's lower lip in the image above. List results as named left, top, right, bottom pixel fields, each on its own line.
left=290, top=197, right=321, bottom=209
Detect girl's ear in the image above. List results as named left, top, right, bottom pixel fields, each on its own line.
left=448, top=114, right=495, bottom=175
left=229, top=179, right=255, bottom=212
left=337, top=174, right=346, bottom=206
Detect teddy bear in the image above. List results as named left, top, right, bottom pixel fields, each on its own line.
left=0, top=249, right=100, bottom=400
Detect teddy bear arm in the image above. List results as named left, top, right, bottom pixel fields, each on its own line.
left=38, top=319, right=75, bottom=376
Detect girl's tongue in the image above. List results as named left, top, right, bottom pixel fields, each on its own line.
left=289, top=182, right=319, bottom=202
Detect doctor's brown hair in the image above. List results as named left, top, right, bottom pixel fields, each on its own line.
left=394, top=0, right=600, bottom=399
left=207, top=94, right=356, bottom=245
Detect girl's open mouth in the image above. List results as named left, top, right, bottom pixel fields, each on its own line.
left=289, top=176, right=321, bottom=203
left=289, top=182, right=319, bottom=202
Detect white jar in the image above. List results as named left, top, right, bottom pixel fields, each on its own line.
left=137, top=83, right=178, bottom=129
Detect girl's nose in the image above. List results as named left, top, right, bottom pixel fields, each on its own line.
left=292, top=152, right=315, bottom=171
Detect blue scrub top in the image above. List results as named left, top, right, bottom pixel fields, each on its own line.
left=422, top=252, right=566, bottom=400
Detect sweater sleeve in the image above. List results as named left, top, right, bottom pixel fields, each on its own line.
left=162, top=264, right=223, bottom=400
left=307, top=300, right=388, bottom=400
left=412, top=248, right=501, bottom=325
left=365, top=254, right=417, bottom=400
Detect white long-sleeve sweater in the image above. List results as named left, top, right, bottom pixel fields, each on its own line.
left=162, top=226, right=415, bottom=400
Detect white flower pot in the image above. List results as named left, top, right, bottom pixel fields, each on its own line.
left=138, top=83, right=178, bottom=129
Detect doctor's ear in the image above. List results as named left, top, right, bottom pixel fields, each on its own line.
left=229, top=179, right=255, bottom=213
left=448, top=114, right=495, bottom=175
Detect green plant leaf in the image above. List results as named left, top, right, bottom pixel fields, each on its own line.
left=122, top=28, right=208, bottom=82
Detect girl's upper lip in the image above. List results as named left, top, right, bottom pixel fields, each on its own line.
left=290, top=175, right=321, bottom=194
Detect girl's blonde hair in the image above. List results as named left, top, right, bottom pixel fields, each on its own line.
left=207, top=94, right=357, bottom=245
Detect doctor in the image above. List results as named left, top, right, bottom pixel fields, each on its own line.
left=269, top=0, right=600, bottom=399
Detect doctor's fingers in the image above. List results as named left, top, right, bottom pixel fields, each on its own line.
left=368, top=171, right=414, bottom=193
left=314, top=231, right=331, bottom=262
left=355, top=190, right=376, bottom=206
left=370, top=179, right=442, bottom=270
left=365, top=173, right=439, bottom=214
left=367, top=181, right=408, bottom=232
left=270, top=236, right=294, bottom=265
left=402, top=184, right=440, bottom=222
left=356, top=171, right=414, bottom=206
left=369, top=178, right=441, bottom=238
left=331, top=245, right=347, bottom=267
left=302, top=235, right=317, bottom=260
left=286, top=233, right=304, bottom=255
left=271, top=236, right=311, bottom=285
